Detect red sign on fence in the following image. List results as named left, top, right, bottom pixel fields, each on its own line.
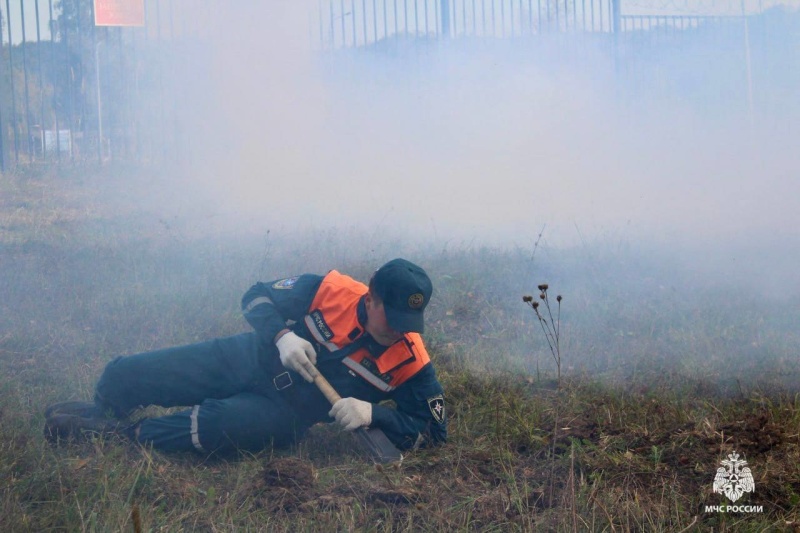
left=94, top=0, right=145, bottom=27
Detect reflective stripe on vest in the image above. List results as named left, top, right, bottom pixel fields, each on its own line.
left=304, top=314, right=339, bottom=351
left=343, top=357, right=395, bottom=392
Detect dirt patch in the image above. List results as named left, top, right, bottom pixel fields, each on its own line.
left=717, top=412, right=784, bottom=455
left=261, top=457, right=317, bottom=490
left=240, top=457, right=319, bottom=513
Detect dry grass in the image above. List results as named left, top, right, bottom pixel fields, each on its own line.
left=2, top=166, right=799, bottom=531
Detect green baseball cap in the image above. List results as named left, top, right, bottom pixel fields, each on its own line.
left=373, top=258, right=433, bottom=334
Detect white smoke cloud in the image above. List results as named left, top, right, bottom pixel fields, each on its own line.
left=153, top=1, right=798, bottom=294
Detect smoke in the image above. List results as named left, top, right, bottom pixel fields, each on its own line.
left=145, top=2, right=798, bottom=295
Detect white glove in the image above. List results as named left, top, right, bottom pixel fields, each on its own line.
left=329, top=398, right=372, bottom=431
left=276, top=331, right=318, bottom=383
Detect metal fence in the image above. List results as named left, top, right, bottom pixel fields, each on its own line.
left=316, top=0, right=621, bottom=49
left=317, top=0, right=798, bottom=121
left=0, top=0, right=217, bottom=171
left=315, top=0, right=795, bottom=47
left=1, top=1, right=798, bottom=172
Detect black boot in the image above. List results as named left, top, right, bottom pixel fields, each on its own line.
left=45, top=400, right=107, bottom=419
left=44, top=414, right=137, bottom=443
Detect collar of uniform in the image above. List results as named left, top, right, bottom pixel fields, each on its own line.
left=357, top=296, right=368, bottom=328
left=364, top=335, right=389, bottom=358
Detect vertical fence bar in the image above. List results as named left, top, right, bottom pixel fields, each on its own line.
left=490, top=0, right=495, bottom=37
left=89, top=0, right=102, bottom=163
left=0, top=99, right=4, bottom=171
left=441, top=0, right=449, bottom=37
left=339, top=0, right=345, bottom=46
left=462, top=0, right=466, bottom=35
left=373, top=0, right=378, bottom=42
left=0, top=2, right=5, bottom=171
left=510, top=0, right=515, bottom=37
left=554, top=0, right=560, bottom=32
left=319, top=0, right=323, bottom=48
left=131, top=10, right=141, bottom=160
left=35, top=0, right=45, bottom=161
left=414, top=0, right=418, bottom=36
left=156, top=0, right=166, bottom=161
left=472, top=0, right=476, bottom=35
left=571, top=0, right=576, bottom=30
left=545, top=0, right=550, bottom=32
left=169, top=0, right=177, bottom=162
left=352, top=0, right=357, bottom=45
left=383, top=0, right=387, bottom=39
left=63, top=0, right=74, bottom=161
left=4, top=0, right=19, bottom=163
left=450, top=0, right=458, bottom=37
left=499, top=0, right=504, bottom=37
left=76, top=0, right=86, bottom=156
left=599, top=0, right=605, bottom=33
left=481, top=0, right=486, bottom=36
left=116, top=25, right=126, bottom=158
left=500, top=0, right=504, bottom=36
left=20, top=0, right=33, bottom=160
left=0, top=1, right=7, bottom=170
left=363, top=0, right=368, bottom=44
left=328, top=0, right=334, bottom=48
left=462, top=0, right=467, bottom=36
left=581, top=0, right=585, bottom=31
left=0, top=68, right=4, bottom=170
left=45, top=0, right=60, bottom=157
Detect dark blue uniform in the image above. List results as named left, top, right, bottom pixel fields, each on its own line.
left=94, top=273, right=447, bottom=456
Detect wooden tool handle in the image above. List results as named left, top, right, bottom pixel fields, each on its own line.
left=312, top=372, right=342, bottom=406
left=310, top=368, right=404, bottom=463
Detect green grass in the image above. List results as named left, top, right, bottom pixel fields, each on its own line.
left=2, top=166, right=799, bottom=531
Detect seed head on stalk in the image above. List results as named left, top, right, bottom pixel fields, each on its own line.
left=523, top=283, right=564, bottom=387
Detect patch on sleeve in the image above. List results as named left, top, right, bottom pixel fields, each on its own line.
left=427, top=395, right=445, bottom=424
left=272, top=276, right=299, bottom=290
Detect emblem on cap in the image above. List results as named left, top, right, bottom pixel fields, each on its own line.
left=408, top=293, right=425, bottom=309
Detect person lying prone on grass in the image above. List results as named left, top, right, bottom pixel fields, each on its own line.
left=45, top=258, right=447, bottom=456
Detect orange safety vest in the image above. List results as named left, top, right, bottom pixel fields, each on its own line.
left=303, top=270, right=431, bottom=392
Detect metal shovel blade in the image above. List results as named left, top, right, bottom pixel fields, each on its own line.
left=354, top=427, right=403, bottom=463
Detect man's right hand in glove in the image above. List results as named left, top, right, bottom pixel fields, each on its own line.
left=275, top=330, right=318, bottom=382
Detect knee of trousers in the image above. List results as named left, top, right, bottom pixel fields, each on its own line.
left=137, top=396, right=310, bottom=456
left=194, top=397, right=309, bottom=455
left=95, top=356, right=138, bottom=417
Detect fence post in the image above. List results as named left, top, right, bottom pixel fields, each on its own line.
left=441, top=0, right=450, bottom=37
left=5, top=0, right=19, bottom=163
left=0, top=106, right=5, bottom=173
left=612, top=0, right=621, bottom=33
left=0, top=3, right=4, bottom=172
left=0, top=3, right=5, bottom=172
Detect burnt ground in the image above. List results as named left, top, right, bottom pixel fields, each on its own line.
left=234, top=375, right=800, bottom=531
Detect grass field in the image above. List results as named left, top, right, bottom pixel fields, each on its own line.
left=1, top=166, right=799, bottom=531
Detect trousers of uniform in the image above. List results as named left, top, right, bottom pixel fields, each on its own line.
left=94, top=333, right=313, bottom=456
